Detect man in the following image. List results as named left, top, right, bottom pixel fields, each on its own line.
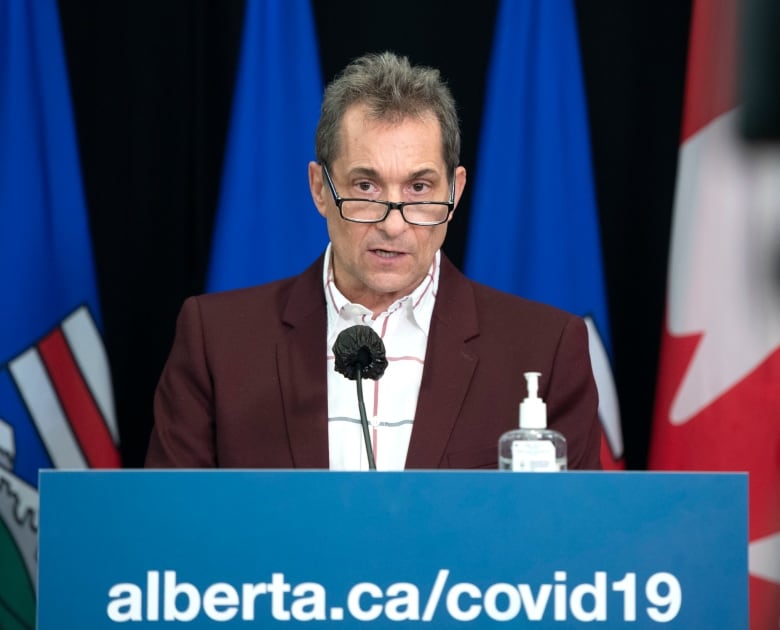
left=145, top=52, right=602, bottom=470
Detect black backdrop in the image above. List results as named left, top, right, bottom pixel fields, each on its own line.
left=56, top=0, right=692, bottom=469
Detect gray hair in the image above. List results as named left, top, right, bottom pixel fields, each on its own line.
left=315, top=51, right=461, bottom=178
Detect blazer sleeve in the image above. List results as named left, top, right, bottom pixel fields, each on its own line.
left=145, top=297, right=218, bottom=467
left=546, top=315, right=603, bottom=470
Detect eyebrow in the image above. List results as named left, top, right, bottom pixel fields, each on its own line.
left=347, top=166, right=380, bottom=180
left=346, top=167, right=442, bottom=181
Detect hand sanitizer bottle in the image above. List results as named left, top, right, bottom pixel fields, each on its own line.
left=498, top=372, right=567, bottom=471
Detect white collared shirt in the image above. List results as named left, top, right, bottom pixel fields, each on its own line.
left=323, top=243, right=439, bottom=470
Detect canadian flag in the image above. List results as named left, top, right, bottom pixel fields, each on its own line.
left=648, top=0, right=780, bottom=628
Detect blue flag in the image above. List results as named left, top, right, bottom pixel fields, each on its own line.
left=0, top=1, right=120, bottom=626
left=206, top=0, right=327, bottom=292
left=464, top=0, right=622, bottom=466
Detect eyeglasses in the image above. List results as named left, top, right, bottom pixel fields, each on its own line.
left=321, top=164, right=455, bottom=226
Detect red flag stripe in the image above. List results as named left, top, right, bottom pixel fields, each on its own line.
left=680, top=0, right=738, bottom=141
left=62, top=306, right=119, bottom=443
left=38, top=328, right=120, bottom=468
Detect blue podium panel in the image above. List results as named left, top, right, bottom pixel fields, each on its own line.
left=37, top=471, right=747, bottom=628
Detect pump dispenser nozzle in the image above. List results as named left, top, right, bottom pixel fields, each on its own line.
left=526, top=371, right=539, bottom=397
left=520, top=371, right=547, bottom=429
left=499, top=370, right=567, bottom=471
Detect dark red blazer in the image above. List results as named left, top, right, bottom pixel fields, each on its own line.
left=145, top=254, right=602, bottom=469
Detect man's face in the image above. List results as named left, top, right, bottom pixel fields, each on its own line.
left=309, top=104, right=466, bottom=315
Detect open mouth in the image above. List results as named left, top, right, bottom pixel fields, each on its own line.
left=371, top=249, right=403, bottom=259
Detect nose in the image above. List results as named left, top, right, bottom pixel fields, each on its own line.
left=377, top=204, right=408, bottom=236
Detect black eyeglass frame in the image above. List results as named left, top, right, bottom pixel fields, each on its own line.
left=321, top=163, right=455, bottom=226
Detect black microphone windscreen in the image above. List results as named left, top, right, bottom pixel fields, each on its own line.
left=332, top=325, right=388, bottom=381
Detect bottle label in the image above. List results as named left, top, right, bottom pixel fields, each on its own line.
left=511, top=440, right=558, bottom=472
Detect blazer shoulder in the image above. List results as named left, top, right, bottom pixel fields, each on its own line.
left=436, top=255, right=582, bottom=338
left=470, top=280, right=578, bottom=324
left=187, top=255, right=326, bottom=328
left=194, top=277, right=295, bottom=308
left=184, top=278, right=293, bottom=328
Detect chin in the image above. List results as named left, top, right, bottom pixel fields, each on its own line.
left=361, top=279, right=405, bottom=299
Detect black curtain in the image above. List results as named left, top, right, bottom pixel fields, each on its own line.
left=57, top=0, right=692, bottom=469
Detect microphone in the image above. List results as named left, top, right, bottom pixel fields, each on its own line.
left=332, top=325, right=388, bottom=470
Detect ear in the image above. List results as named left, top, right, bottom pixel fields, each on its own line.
left=308, top=161, right=328, bottom=218
left=448, top=165, right=467, bottom=221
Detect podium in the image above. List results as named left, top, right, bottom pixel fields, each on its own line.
left=38, top=471, right=747, bottom=628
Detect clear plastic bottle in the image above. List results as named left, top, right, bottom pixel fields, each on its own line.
left=498, top=371, right=567, bottom=471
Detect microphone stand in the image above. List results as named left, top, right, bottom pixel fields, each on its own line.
left=354, top=369, right=377, bottom=470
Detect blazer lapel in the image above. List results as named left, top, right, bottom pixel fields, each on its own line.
left=277, top=256, right=330, bottom=468
left=405, top=256, right=480, bottom=468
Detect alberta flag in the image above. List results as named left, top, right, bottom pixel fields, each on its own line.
left=206, top=0, right=327, bottom=292
left=0, top=1, right=120, bottom=628
left=464, top=0, right=622, bottom=468
left=649, top=0, right=780, bottom=627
